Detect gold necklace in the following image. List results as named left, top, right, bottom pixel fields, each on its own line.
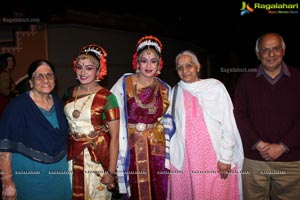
left=72, top=88, right=92, bottom=119
left=133, top=80, right=158, bottom=114
left=137, top=75, right=155, bottom=87
left=79, top=82, right=98, bottom=91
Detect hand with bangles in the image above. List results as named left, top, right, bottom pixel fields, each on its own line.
left=97, top=170, right=123, bottom=199
left=1, top=153, right=17, bottom=200
left=100, top=171, right=117, bottom=189
left=1, top=173, right=17, bottom=200
left=105, top=171, right=123, bottom=199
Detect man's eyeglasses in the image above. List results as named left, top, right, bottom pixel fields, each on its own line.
left=260, top=46, right=283, bottom=55
left=32, top=73, right=55, bottom=81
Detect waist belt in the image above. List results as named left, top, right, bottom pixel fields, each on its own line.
left=71, top=125, right=107, bottom=141
left=128, top=123, right=156, bottom=132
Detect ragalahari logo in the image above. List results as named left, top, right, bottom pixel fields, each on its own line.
left=240, top=2, right=255, bottom=16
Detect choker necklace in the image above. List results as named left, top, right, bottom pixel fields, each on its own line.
left=72, top=88, right=92, bottom=119
left=79, top=83, right=98, bottom=91
left=137, top=75, right=155, bottom=87
left=133, top=80, right=158, bottom=114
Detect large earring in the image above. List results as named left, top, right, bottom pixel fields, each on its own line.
left=135, top=66, right=140, bottom=73
left=95, top=74, right=101, bottom=82
left=156, top=66, right=161, bottom=75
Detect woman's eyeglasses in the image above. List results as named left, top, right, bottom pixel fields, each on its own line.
left=32, top=73, right=55, bottom=81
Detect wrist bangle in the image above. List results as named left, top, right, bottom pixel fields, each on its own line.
left=1, top=173, right=12, bottom=180
left=107, top=170, right=117, bottom=177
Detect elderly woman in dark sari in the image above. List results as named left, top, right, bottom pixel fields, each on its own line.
left=0, top=60, right=71, bottom=200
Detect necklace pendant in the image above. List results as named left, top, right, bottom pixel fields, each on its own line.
left=72, top=109, right=81, bottom=118
left=97, top=185, right=105, bottom=191
left=148, top=106, right=157, bottom=114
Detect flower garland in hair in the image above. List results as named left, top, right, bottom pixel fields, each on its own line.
left=137, top=35, right=163, bottom=51
left=73, top=60, right=77, bottom=72
left=132, top=52, right=138, bottom=72
left=158, top=58, right=164, bottom=73
left=98, top=51, right=107, bottom=80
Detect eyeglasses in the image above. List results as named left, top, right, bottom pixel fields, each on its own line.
left=177, top=62, right=195, bottom=71
left=138, top=58, right=159, bottom=65
left=32, top=73, right=55, bottom=81
left=260, top=46, right=283, bottom=55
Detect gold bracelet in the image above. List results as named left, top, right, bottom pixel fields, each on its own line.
left=1, top=173, right=12, bottom=180
left=107, top=170, right=117, bottom=177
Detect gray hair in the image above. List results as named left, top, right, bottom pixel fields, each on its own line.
left=255, top=33, right=286, bottom=54
left=175, top=50, right=200, bottom=69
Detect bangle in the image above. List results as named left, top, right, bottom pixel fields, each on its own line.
left=107, top=170, right=117, bottom=177
left=1, top=173, right=12, bottom=180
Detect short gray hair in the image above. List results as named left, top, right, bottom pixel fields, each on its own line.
left=255, top=32, right=286, bottom=54
left=175, top=50, right=200, bottom=69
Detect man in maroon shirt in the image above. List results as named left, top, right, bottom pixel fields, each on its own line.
left=234, top=32, right=300, bottom=200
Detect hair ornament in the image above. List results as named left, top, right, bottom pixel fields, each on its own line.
left=73, top=44, right=108, bottom=80
left=136, top=35, right=162, bottom=54
left=132, top=35, right=164, bottom=74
